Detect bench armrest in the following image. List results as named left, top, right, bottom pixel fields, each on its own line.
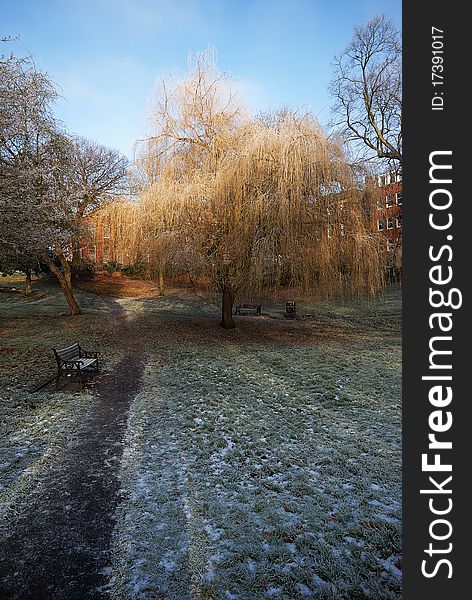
left=80, top=350, right=100, bottom=358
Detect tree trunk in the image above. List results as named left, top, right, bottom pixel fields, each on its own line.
left=41, top=249, right=81, bottom=316
left=60, top=279, right=81, bottom=315
left=158, top=264, right=165, bottom=296
left=24, top=269, right=32, bottom=295
left=72, top=248, right=81, bottom=265
left=220, top=285, right=235, bottom=329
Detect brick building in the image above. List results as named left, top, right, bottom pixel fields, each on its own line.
left=374, top=170, right=402, bottom=267
left=80, top=211, right=132, bottom=266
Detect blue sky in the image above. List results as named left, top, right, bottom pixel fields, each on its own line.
left=2, top=0, right=401, bottom=158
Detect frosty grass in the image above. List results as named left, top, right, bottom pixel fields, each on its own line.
left=110, top=294, right=401, bottom=599
left=0, top=280, right=401, bottom=599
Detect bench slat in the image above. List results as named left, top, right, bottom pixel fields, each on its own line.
left=55, top=343, right=80, bottom=361
left=235, top=304, right=261, bottom=315
left=76, top=358, right=97, bottom=370
left=57, top=349, right=79, bottom=361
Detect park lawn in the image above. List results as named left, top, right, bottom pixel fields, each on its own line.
left=0, top=276, right=402, bottom=598
left=110, top=288, right=402, bottom=599
left=0, top=276, right=120, bottom=519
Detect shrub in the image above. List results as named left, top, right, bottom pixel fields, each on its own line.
left=120, top=263, right=149, bottom=277
left=103, top=261, right=122, bottom=274
left=71, top=259, right=96, bottom=281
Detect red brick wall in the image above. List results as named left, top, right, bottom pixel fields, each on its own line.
left=373, top=178, right=402, bottom=256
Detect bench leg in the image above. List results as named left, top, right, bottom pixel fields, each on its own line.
left=55, top=374, right=62, bottom=391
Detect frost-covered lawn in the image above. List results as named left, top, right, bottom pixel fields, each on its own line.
left=111, top=288, right=402, bottom=600
left=0, top=277, right=119, bottom=520
left=0, top=277, right=402, bottom=598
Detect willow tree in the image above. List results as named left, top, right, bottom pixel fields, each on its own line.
left=90, top=199, right=144, bottom=266
left=138, top=52, right=381, bottom=328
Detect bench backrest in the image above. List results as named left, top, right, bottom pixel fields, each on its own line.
left=54, top=342, right=80, bottom=363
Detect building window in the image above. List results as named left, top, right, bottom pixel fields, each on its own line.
left=103, top=241, right=110, bottom=262
left=88, top=246, right=96, bottom=261
left=378, top=171, right=401, bottom=187
left=387, top=216, right=394, bottom=229
left=378, top=173, right=392, bottom=186
left=396, top=215, right=402, bottom=228
left=386, top=194, right=394, bottom=208
left=340, top=223, right=345, bottom=236
left=396, top=192, right=402, bottom=206
left=377, top=219, right=384, bottom=231
left=377, top=197, right=383, bottom=210
left=103, top=224, right=111, bottom=239
left=387, top=239, right=394, bottom=252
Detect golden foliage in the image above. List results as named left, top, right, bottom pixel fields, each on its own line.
left=97, top=51, right=383, bottom=324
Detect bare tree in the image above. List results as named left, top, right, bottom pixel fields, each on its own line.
left=68, top=137, right=129, bottom=263
left=0, top=54, right=81, bottom=314
left=136, top=52, right=381, bottom=328
left=1, top=53, right=55, bottom=294
left=137, top=47, right=243, bottom=179
left=1, top=52, right=129, bottom=311
left=37, top=135, right=85, bottom=315
left=71, top=137, right=129, bottom=218
left=329, top=15, right=402, bottom=166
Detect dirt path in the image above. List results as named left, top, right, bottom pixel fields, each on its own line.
left=0, top=304, right=144, bottom=599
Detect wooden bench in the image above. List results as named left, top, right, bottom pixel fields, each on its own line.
left=234, top=303, right=262, bottom=315
left=53, top=342, right=100, bottom=389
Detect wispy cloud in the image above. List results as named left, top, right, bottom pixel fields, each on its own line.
left=53, top=55, right=155, bottom=154
left=96, top=0, right=203, bottom=34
